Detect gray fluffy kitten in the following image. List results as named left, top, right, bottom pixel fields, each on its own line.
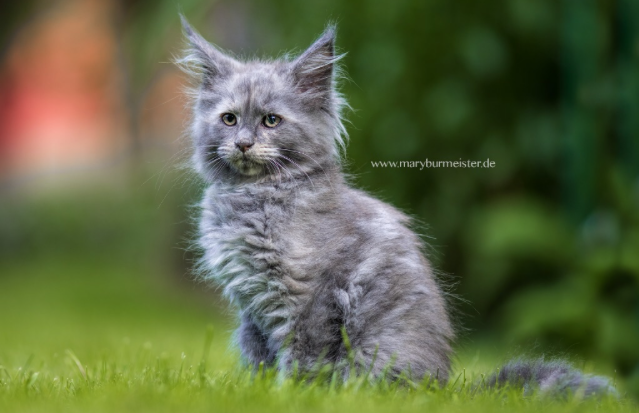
left=179, top=17, right=616, bottom=394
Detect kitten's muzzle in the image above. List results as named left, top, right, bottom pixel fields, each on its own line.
left=236, top=142, right=254, bottom=153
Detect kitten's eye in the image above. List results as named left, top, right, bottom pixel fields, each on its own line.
left=221, top=113, right=237, bottom=126
left=262, top=114, right=281, bottom=128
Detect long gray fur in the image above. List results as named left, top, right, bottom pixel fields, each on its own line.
left=178, top=16, right=615, bottom=394
left=487, top=358, right=617, bottom=398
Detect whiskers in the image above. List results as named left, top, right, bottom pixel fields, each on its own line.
left=278, top=148, right=336, bottom=193
left=275, top=153, right=315, bottom=189
left=256, top=147, right=333, bottom=191
left=265, top=159, right=294, bottom=185
left=254, top=148, right=297, bottom=186
left=204, top=145, right=232, bottom=181
left=201, top=145, right=331, bottom=191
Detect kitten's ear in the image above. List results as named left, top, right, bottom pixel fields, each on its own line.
left=290, top=25, right=339, bottom=97
left=179, top=15, right=237, bottom=83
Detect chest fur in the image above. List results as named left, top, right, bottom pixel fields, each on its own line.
left=198, top=185, right=299, bottom=339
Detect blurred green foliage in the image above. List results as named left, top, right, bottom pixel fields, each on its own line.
left=1, top=0, right=638, bottom=399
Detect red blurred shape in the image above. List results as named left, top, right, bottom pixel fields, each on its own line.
left=0, top=0, right=127, bottom=179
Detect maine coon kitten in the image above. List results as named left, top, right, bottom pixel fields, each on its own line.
left=179, top=17, right=616, bottom=394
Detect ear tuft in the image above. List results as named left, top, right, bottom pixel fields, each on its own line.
left=177, top=15, right=237, bottom=83
left=291, top=25, right=340, bottom=97
left=180, top=14, right=195, bottom=38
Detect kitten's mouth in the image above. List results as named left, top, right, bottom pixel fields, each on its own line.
left=228, top=153, right=265, bottom=176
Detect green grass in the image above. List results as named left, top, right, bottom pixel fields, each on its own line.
left=0, top=331, right=633, bottom=413
left=0, top=182, right=635, bottom=412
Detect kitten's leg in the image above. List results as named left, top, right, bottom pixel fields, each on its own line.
left=279, top=285, right=347, bottom=376
left=282, top=282, right=452, bottom=383
left=237, top=315, right=275, bottom=368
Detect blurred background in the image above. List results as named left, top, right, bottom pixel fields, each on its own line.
left=1, top=0, right=638, bottom=397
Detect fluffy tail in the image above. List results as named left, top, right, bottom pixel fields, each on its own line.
left=486, top=358, right=617, bottom=398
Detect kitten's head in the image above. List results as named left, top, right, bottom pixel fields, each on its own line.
left=178, top=16, right=348, bottom=183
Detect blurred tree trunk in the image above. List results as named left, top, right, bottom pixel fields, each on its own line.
left=560, top=0, right=602, bottom=224
left=616, top=0, right=639, bottom=180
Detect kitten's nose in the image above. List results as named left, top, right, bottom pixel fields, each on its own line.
left=236, top=142, right=254, bottom=153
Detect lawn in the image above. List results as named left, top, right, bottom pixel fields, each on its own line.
left=0, top=179, right=635, bottom=413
